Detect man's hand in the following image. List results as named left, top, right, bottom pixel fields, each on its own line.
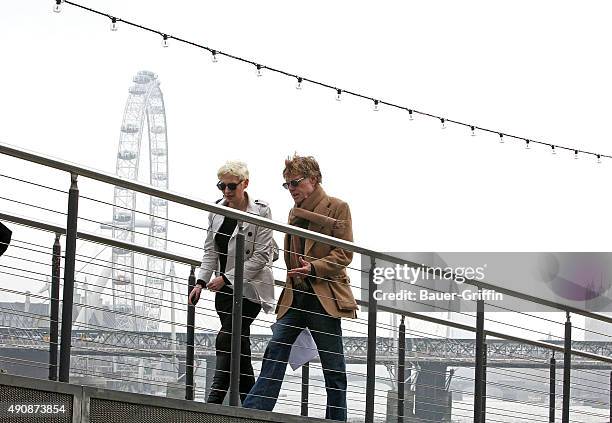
left=287, top=256, right=312, bottom=279
left=206, top=275, right=226, bottom=292
left=188, top=284, right=202, bottom=306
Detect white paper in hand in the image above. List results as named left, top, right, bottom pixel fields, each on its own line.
left=288, top=328, right=319, bottom=370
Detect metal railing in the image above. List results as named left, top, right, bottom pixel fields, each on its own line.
left=1, top=140, right=611, bottom=423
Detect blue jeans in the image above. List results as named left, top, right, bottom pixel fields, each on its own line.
left=242, top=297, right=347, bottom=421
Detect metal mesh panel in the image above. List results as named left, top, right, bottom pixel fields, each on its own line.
left=90, top=398, right=269, bottom=423
left=0, top=384, right=73, bottom=423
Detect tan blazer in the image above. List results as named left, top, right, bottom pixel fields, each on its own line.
left=276, top=192, right=358, bottom=319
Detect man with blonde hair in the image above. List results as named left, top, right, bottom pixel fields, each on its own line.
left=243, top=154, right=357, bottom=421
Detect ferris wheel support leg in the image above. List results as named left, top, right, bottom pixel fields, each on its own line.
left=59, top=173, right=79, bottom=383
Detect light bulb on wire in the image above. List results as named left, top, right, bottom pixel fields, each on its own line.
left=551, top=145, right=556, bottom=155
left=408, top=110, right=414, bottom=121
left=42, top=1, right=605, bottom=168
left=525, top=140, right=530, bottom=150
left=296, top=77, right=303, bottom=90
left=336, top=89, right=342, bottom=101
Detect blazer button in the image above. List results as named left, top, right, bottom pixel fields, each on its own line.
left=248, top=232, right=253, bottom=237
left=246, top=250, right=251, bottom=254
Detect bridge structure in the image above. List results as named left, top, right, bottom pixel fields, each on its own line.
left=1, top=328, right=612, bottom=369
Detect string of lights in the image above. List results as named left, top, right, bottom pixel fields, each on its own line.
left=53, top=0, right=609, bottom=164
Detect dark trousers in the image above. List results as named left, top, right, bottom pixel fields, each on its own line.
left=243, top=294, right=347, bottom=421
left=207, top=285, right=262, bottom=404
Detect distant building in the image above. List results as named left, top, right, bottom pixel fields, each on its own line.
left=0, top=302, right=49, bottom=329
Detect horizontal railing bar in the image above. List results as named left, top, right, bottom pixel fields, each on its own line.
left=355, top=297, right=476, bottom=333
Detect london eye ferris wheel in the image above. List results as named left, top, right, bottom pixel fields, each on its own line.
left=109, top=70, right=169, bottom=332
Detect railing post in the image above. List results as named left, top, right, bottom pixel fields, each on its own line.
left=229, top=221, right=245, bottom=407
left=562, top=312, right=571, bottom=423
left=49, top=233, right=61, bottom=381
left=473, top=295, right=484, bottom=423
left=59, top=173, right=79, bottom=383
left=549, top=353, right=556, bottom=423
left=365, top=256, right=377, bottom=423
left=398, top=315, right=406, bottom=423
left=482, top=342, right=487, bottom=422
left=301, top=362, right=309, bottom=416
left=186, top=265, right=195, bottom=400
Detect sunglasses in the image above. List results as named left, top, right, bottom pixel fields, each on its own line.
left=217, top=181, right=242, bottom=191
left=282, top=177, right=306, bottom=190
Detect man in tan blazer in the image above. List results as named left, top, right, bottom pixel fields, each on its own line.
left=243, top=154, right=357, bottom=421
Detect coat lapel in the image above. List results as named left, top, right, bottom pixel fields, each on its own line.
left=210, top=213, right=223, bottom=235
left=216, top=193, right=256, bottom=240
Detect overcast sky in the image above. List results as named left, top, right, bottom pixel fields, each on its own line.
left=1, top=1, right=611, bottom=341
